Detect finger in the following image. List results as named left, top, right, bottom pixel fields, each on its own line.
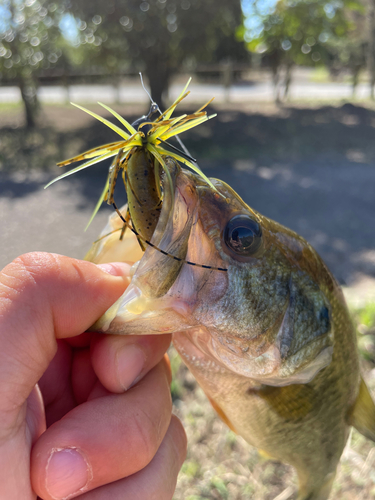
left=0, top=253, right=129, bottom=415
left=90, top=333, right=172, bottom=393
left=31, top=359, right=172, bottom=500
left=38, top=341, right=99, bottom=425
left=71, top=349, right=98, bottom=405
left=84, top=352, right=172, bottom=402
left=38, top=340, right=73, bottom=408
left=38, top=340, right=76, bottom=427
left=77, top=415, right=187, bottom=500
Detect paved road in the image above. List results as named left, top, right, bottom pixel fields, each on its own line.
left=1, top=157, right=375, bottom=304
left=0, top=80, right=371, bottom=104
left=0, top=168, right=113, bottom=269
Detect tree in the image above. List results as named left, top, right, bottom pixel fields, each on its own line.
left=68, top=0, right=248, bottom=106
left=245, top=0, right=363, bottom=102
left=0, top=0, right=68, bottom=127
left=325, top=36, right=366, bottom=96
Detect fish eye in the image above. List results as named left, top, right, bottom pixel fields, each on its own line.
left=224, top=215, right=262, bottom=256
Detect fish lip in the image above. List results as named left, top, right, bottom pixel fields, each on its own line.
left=93, top=283, right=194, bottom=335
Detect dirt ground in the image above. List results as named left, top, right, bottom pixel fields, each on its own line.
left=1, top=100, right=375, bottom=499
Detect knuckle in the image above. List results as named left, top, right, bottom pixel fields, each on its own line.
left=13, top=252, right=60, bottom=280
left=0, top=252, right=43, bottom=300
left=0, top=252, right=61, bottom=306
left=3, top=253, right=60, bottom=289
left=0, top=253, right=58, bottom=341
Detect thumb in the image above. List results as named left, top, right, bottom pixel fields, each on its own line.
left=0, top=252, right=129, bottom=418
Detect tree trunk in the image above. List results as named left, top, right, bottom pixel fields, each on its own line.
left=19, top=77, right=39, bottom=128
left=269, top=51, right=282, bottom=104
left=273, top=67, right=281, bottom=104
left=352, top=67, right=360, bottom=98
left=143, top=54, right=171, bottom=109
left=222, top=59, right=233, bottom=103
left=283, top=62, right=293, bottom=101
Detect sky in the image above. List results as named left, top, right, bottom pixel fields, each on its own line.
left=59, top=13, right=78, bottom=43
left=0, top=3, right=11, bottom=35
left=241, top=0, right=278, bottom=41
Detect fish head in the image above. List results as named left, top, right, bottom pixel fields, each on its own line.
left=90, top=160, right=334, bottom=387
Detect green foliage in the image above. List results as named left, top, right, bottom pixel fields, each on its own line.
left=0, top=0, right=68, bottom=126
left=353, top=302, right=375, bottom=364
left=355, top=302, right=375, bottom=330
left=210, top=476, right=229, bottom=499
left=225, top=430, right=237, bottom=447
left=0, top=0, right=66, bottom=79
left=170, top=347, right=184, bottom=399
left=241, top=483, right=256, bottom=496
left=68, top=0, right=248, bottom=105
left=243, top=0, right=366, bottom=100
left=0, top=0, right=248, bottom=123
left=248, top=0, right=362, bottom=67
left=181, top=459, right=202, bottom=478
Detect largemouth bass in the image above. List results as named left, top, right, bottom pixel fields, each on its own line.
left=86, top=157, right=375, bottom=500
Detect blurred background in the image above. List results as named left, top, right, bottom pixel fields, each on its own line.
left=1, top=0, right=375, bottom=498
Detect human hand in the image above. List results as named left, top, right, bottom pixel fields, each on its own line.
left=0, top=252, right=186, bottom=500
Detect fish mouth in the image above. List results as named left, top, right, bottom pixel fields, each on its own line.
left=91, top=159, right=225, bottom=335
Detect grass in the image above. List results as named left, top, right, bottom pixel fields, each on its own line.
left=0, top=102, right=23, bottom=113
left=355, top=303, right=375, bottom=364
left=355, top=302, right=375, bottom=331
left=309, top=67, right=331, bottom=83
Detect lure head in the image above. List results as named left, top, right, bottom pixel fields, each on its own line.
left=131, top=102, right=160, bottom=140
left=90, top=162, right=336, bottom=388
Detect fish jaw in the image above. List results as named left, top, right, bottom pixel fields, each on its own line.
left=174, top=326, right=334, bottom=387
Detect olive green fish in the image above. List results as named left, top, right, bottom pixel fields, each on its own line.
left=87, top=158, right=375, bottom=500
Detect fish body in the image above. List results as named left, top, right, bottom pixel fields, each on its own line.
left=88, top=160, right=375, bottom=500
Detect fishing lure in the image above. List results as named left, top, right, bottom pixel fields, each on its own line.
left=46, top=77, right=228, bottom=272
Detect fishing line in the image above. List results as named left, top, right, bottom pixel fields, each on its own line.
left=112, top=201, right=228, bottom=272
left=139, top=73, right=199, bottom=166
